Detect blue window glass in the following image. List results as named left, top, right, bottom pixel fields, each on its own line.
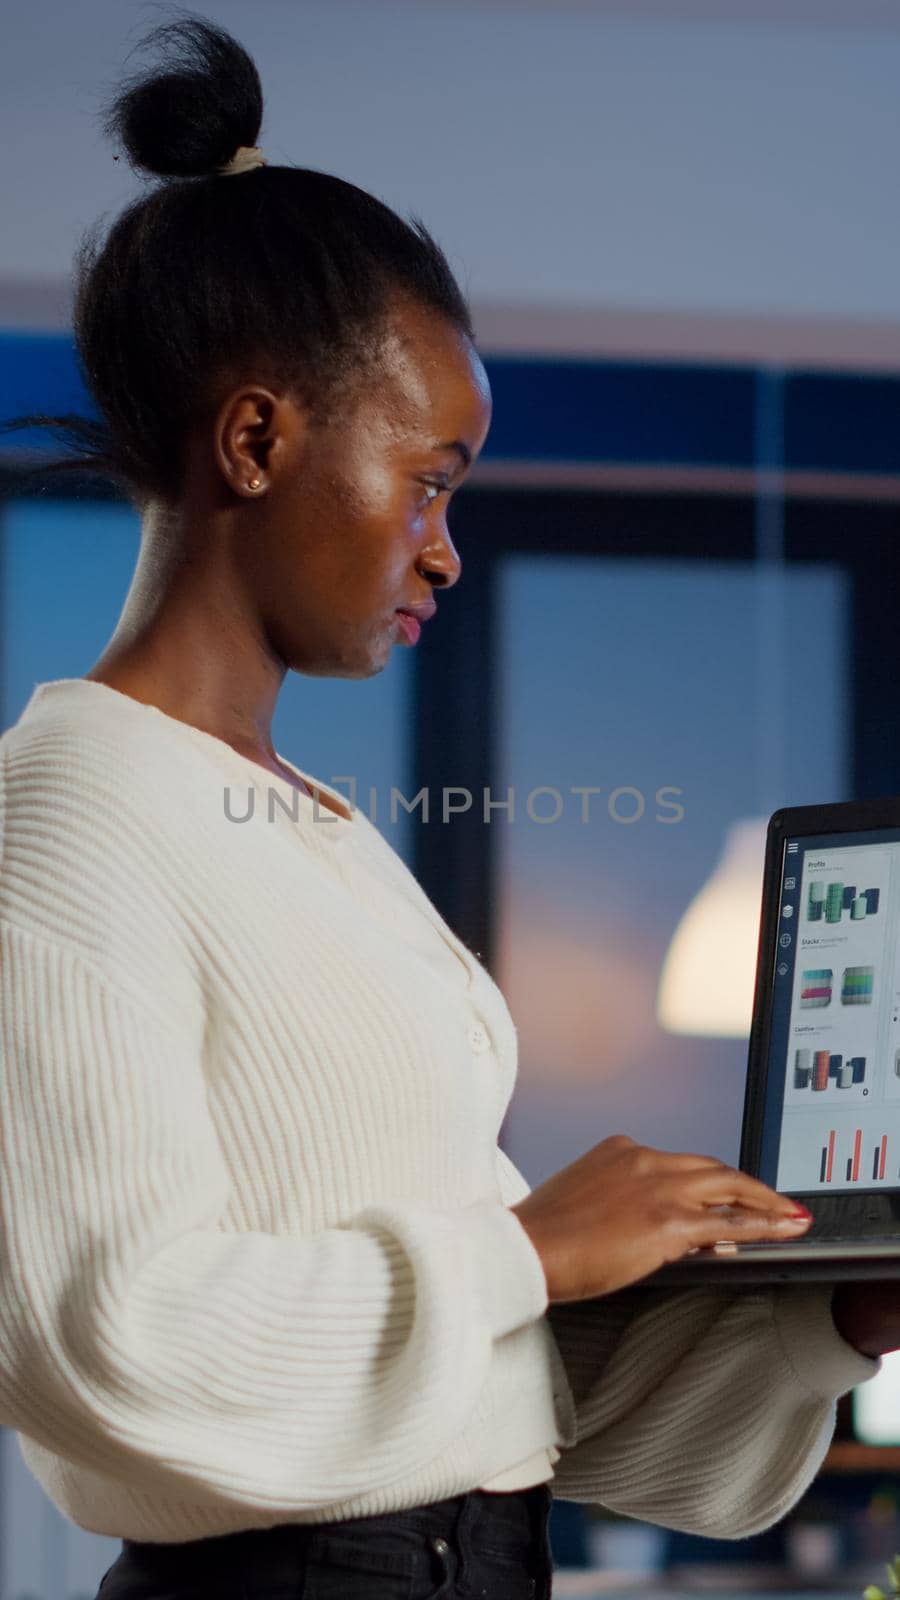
left=496, top=555, right=848, bottom=1186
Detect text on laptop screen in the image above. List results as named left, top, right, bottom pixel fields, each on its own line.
left=760, top=829, right=900, bottom=1193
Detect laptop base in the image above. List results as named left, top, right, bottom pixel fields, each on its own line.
left=638, top=1239, right=900, bottom=1287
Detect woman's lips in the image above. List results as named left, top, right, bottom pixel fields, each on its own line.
left=395, top=611, right=421, bottom=645
left=394, top=600, right=436, bottom=645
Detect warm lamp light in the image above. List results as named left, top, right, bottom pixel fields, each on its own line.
left=854, top=1349, right=900, bottom=1444
left=657, top=371, right=788, bottom=1040
left=656, top=817, right=768, bottom=1038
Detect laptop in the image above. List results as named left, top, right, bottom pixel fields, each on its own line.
left=645, top=797, right=900, bottom=1285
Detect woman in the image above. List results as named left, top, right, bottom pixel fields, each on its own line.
left=0, top=15, right=895, bottom=1600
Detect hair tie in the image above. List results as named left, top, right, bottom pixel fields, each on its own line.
left=218, top=145, right=266, bottom=177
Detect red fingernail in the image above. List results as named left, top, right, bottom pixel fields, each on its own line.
left=789, top=1204, right=814, bottom=1219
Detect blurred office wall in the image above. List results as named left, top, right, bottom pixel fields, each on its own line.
left=2, top=0, right=900, bottom=337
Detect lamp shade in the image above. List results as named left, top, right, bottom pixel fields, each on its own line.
left=854, top=1349, right=900, bottom=1444
left=656, top=817, right=768, bottom=1038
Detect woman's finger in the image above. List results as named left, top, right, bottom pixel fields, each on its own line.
left=686, top=1204, right=812, bottom=1248
left=679, top=1165, right=808, bottom=1217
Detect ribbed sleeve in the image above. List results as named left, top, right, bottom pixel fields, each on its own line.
left=495, top=1145, right=881, bottom=1536
left=0, top=922, right=549, bottom=1513
left=546, top=1283, right=878, bottom=1535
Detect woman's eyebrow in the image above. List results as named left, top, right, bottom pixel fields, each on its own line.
left=436, top=440, right=472, bottom=471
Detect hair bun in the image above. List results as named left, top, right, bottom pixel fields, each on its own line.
left=101, top=13, right=263, bottom=180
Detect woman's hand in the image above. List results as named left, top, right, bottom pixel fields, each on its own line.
left=511, top=1134, right=812, bottom=1303
left=832, top=1283, right=900, bottom=1357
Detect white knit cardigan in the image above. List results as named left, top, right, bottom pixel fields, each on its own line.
left=0, top=679, right=878, bottom=1544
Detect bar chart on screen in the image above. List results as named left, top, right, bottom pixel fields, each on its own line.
left=816, top=1126, right=891, bottom=1183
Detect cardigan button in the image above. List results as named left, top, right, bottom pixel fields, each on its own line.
left=469, top=1022, right=491, bottom=1054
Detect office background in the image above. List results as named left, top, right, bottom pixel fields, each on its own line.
left=4, top=2, right=900, bottom=1595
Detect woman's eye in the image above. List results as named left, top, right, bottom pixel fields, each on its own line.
left=420, top=481, right=448, bottom=505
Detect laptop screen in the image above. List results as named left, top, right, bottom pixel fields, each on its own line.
left=758, top=827, right=900, bottom=1194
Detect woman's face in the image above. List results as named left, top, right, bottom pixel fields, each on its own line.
left=233, top=296, right=492, bottom=680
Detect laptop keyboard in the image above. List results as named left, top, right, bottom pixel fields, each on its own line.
left=706, top=1233, right=898, bottom=1254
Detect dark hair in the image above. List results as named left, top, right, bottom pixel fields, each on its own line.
left=1, top=9, right=475, bottom=505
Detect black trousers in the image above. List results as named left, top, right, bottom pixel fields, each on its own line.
left=96, top=1480, right=555, bottom=1599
